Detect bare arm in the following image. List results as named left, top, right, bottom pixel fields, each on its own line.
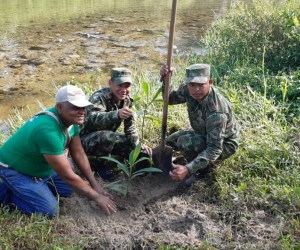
left=160, top=63, right=187, bottom=104
left=44, top=149, right=116, bottom=214
left=68, top=136, right=106, bottom=194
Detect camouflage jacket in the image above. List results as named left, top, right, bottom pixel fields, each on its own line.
left=163, top=82, right=239, bottom=173
left=79, top=87, right=139, bottom=145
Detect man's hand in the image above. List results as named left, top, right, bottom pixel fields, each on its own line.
left=93, top=193, right=117, bottom=215
left=44, top=153, right=117, bottom=215
left=169, top=163, right=189, bottom=181
left=93, top=186, right=114, bottom=199
left=160, top=63, right=174, bottom=82
left=141, top=144, right=152, bottom=157
left=118, top=106, right=134, bottom=120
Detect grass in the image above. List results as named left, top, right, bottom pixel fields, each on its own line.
left=0, top=206, right=87, bottom=250
left=1, top=0, right=300, bottom=248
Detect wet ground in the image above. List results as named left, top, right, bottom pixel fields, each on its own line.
left=0, top=0, right=230, bottom=122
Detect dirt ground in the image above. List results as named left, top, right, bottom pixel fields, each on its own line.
left=59, top=169, right=281, bottom=250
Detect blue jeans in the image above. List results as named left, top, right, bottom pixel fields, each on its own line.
left=0, top=168, right=73, bottom=218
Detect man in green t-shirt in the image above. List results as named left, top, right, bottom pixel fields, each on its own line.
left=0, top=85, right=117, bottom=218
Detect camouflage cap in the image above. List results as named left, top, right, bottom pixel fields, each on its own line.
left=184, top=64, right=210, bottom=84
left=111, top=68, right=132, bottom=84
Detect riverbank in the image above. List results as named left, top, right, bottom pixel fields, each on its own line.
left=0, top=0, right=220, bottom=122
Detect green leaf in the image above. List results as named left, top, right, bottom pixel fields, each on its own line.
left=103, top=181, right=128, bottom=196
left=99, top=156, right=129, bottom=177
left=134, top=156, right=150, bottom=165
left=131, top=143, right=141, bottom=165
left=100, top=156, right=123, bottom=166
left=117, top=163, right=130, bottom=177
left=142, top=81, right=149, bottom=98
left=145, top=115, right=161, bottom=126
left=294, top=187, right=300, bottom=196
left=133, top=96, right=141, bottom=102
left=131, top=167, right=163, bottom=179
left=237, top=182, right=246, bottom=192
left=149, top=87, right=162, bottom=105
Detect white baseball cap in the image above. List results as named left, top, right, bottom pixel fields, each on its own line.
left=55, top=85, right=93, bottom=107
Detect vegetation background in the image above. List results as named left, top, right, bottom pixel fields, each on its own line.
left=1, top=0, right=300, bottom=249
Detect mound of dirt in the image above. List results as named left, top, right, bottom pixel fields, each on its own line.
left=59, top=173, right=281, bottom=249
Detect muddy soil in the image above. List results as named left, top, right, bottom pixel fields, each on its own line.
left=59, top=170, right=281, bottom=250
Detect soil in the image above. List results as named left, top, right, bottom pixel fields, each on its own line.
left=59, top=171, right=281, bottom=250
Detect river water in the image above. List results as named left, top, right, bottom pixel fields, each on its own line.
left=0, top=0, right=234, bottom=122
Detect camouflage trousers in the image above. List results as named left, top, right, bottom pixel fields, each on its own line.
left=166, top=129, right=237, bottom=163
left=80, top=130, right=137, bottom=159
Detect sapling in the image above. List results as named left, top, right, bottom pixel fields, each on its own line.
left=101, top=143, right=163, bottom=196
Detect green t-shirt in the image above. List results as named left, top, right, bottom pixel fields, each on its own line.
left=0, top=107, right=79, bottom=178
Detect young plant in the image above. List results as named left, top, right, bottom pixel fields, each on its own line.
left=101, top=143, right=163, bottom=196
left=133, top=81, right=162, bottom=141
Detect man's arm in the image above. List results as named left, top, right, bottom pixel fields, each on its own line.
left=85, top=103, right=120, bottom=131
left=160, top=63, right=187, bottom=105
left=186, top=113, right=227, bottom=174
left=68, top=136, right=108, bottom=194
left=43, top=151, right=116, bottom=215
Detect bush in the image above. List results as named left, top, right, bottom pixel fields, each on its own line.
left=202, top=0, right=300, bottom=77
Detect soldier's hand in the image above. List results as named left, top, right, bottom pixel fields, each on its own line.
left=118, top=106, right=134, bottom=120
left=169, top=163, right=189, bottom=181
left=141, top=144, right=152, bottom=157
left=160, top=63, right=174, bottom=82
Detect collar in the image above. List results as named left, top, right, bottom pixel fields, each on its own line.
left=198, top=87, right=212, bottom=107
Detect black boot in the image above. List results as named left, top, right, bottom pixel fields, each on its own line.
left=93, top=158, right=115, bottom=182
left=184, top=164, right=214, bottom=187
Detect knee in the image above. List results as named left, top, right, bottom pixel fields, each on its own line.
left=59, top=188, right=73, bottom=197
left=102, top=131, right=117, bottom=145
left=177, top=135, right=190, bottom=151
left=45, top=203, right=59, bottom=219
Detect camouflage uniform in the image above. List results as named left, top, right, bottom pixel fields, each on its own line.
left=163, top=64, right=239, bottom=174
left=80, top=87, right=139, bottom=158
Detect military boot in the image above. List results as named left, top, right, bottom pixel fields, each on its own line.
left=184, top=172, right=207, bottom=187
left=172, top=155, right=188, bottom=165
left=184, top=164, right=214, bottom=187
left=94, top=158, right=116, bottom=182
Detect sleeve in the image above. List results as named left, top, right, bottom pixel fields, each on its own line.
left=186, top=112, right=227, bottom=173
left=123, top=115, right=139, bottom=146
left=85, top=93, right=121, bottom=131
left=162, top=80, right=187, bottom=105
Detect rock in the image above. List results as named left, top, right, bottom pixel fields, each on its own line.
left=61, top=60, right=71, bottom=65
left=28, top=46, right=49, bottom=51
left=100, top=18, right=121, bottom=23
left=7, top=87, right=19, bottom=91
left=83, top=23, right=99, bottom=28
left=68, top=54, right=80, bottom=59
left=9, top=64, right=22, bottom=68
left=28, top=59, right=45, bottom=65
